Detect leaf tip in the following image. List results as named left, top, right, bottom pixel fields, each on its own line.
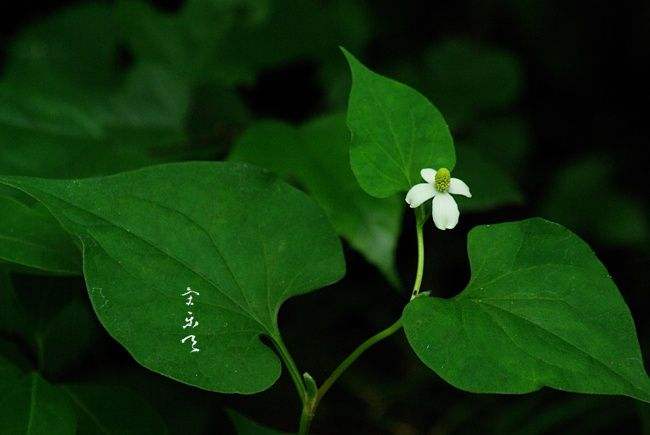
left=340, top=46, right=361, bottom=71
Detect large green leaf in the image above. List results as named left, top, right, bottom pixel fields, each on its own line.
left=342, top=49, right=455, bottom=198
left=0, top=162, right=345, bottom=393
left=229, top=114, right=403, bottom=285
left=0, top=355, right=76, bottom=435
left=403, top=218, right=650, bottom=402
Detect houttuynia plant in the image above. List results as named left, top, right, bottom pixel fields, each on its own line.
left=1, top=41, right=648, bottom=434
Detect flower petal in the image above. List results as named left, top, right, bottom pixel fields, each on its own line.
left=405, top=183, right=436, bottom=208
left=420, top=168, right=436, bottom=183
left=449, top=178, right=471, bottom=197
left=432, top=192, right=460, bottom=230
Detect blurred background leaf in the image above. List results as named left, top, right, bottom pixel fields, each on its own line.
left=0, top=186, right=80, bottom=274
left=226, top=408, right=288, bottom=434
left=229, top=114, right=403, bottom=286
left=0, top=356, right=77, bottom=435
left=540, top=155, right=649, bottom=249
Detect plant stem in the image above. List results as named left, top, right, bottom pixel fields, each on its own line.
left=299, top=405, right=314, bottom=435
left=411, top=209, right=425, bottom=299
left=273, top=337, right=307, bottom=405
left=291, top=208, right=426, bottom=433
left=315, top=318, right=403, bottom=408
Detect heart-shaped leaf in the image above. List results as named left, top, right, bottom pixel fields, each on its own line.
left=229, top=114, right=403, bottom=285
left=403, top=218, right=650, bottom=402
left=0, top=162, right=345, bottom=393
left=342, top=48, right=455, bottom=198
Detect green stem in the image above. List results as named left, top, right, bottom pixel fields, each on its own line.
left=298, top=405, right=314, bottom=435
left=291, top=208, right=427, bottom=433
left=273, top=337, right=307, bottom=405
left=314, top=318, right=402, bottom=408
left=411, top=210, right=425, bottom=299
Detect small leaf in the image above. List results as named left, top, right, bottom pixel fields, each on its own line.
left=0, top=355, right=76, bottom=434
left=229, top=114, right=403, bottom=285
left=226, top=409, right=288, bottom=435
left=342, top=48, right=455, bottom=198
left=0, top=162, right=345, bottom=393
left=403, top=218, right=650, bottom=402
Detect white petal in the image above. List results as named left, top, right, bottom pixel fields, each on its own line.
left=405, top=183, right=436, bottom=208
left=431, top=192, right=460, bottom=230
left=420, top=168, right=436, bottom=183
left=449, top=178, right=471, bottom=197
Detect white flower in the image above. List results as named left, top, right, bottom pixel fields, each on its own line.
left=405, top=167, right=471, bottom=230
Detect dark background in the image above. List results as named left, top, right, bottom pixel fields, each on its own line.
left=1, top=1, right=649, bottom=434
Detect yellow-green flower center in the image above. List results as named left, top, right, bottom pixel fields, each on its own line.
left=434, top=168, right=450, bottom=192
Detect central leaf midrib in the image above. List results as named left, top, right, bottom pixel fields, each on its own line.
left=127, top=194, right=264, bottom=325
left=362, top=83, right=411, bottom=183
left=16, top=183, right=271, bottom=334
